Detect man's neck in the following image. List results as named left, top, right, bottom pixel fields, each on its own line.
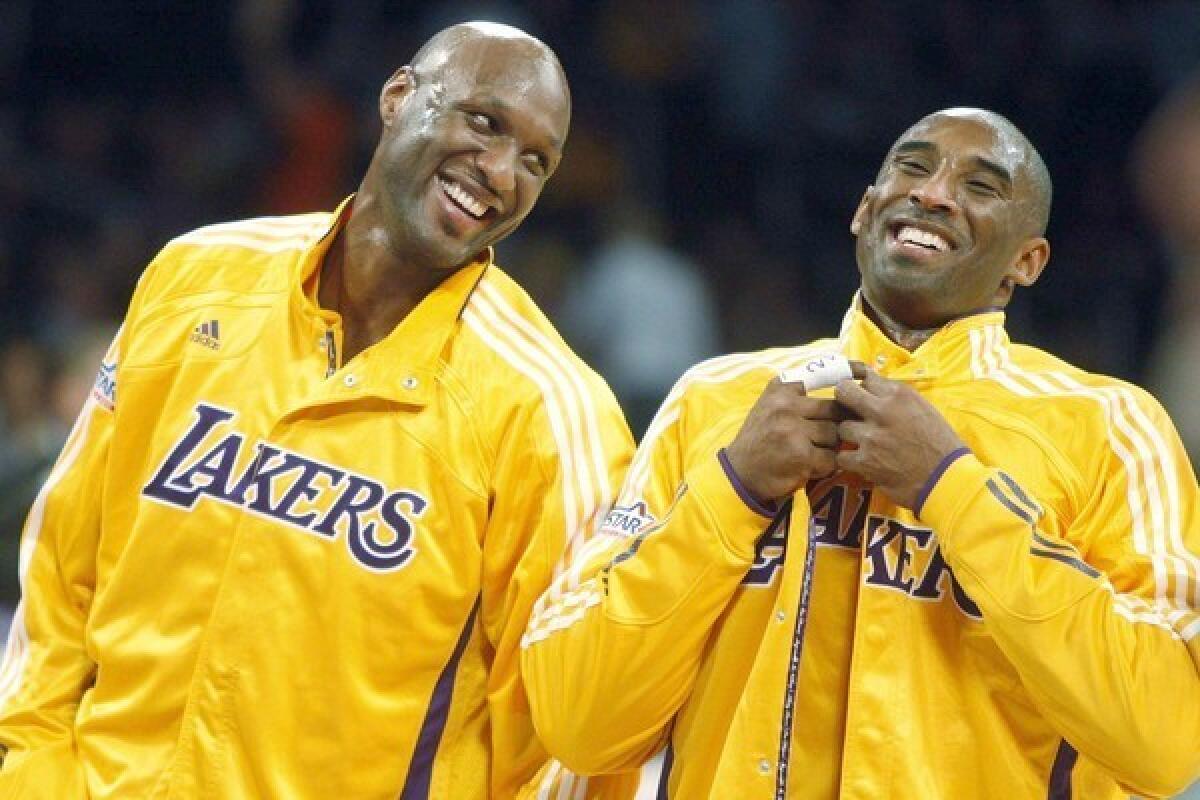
left=861, top=296, right=940, bottom=352
left=318, top=198, right=447, bottom=363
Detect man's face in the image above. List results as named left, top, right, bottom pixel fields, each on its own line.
left=851, top=113, right=1039, bottom=328
left=374, top=39, right=569, bottom=269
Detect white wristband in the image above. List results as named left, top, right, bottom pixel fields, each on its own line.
left=779, top=353, right=853, bottom=392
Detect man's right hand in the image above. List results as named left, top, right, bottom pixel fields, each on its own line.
left=723, top=376, right=841, bottom=506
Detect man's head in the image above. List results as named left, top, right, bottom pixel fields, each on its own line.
left=850, top=108, right=1052, bottom=330
left=366, top=22, right=570, bottom=270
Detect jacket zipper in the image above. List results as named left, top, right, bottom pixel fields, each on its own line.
left=324, top=329, right=337, bottom=378
left=775, top=499, right=816, bottom=799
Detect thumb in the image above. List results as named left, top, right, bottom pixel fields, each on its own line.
left=860, top=366, right=890, bottom=395
left=834, top=374, right=876, bottom=417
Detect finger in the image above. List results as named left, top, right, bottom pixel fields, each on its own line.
left=860, top=367, right=893, bottom=396
left=780, top=354, right=854, bottom=393
left=797, top=397, right=840, bottom=420
left=772, top=375, right=814, bottom=402
left=782, top=380, right=810, bottom=398
left=833, top=401, right=860, bottom=422
left=847, top=359, right=868, bottom=381
left=765, top=375, right=790, bottom=393
left=835, top=447, right=864, bottom=474
left=810, top=448, right=837, bottom=480
left=834, top=376, right=880, bottom=419
left=809, top=420, right=839, bottom=448
left=837, top=419, right=868, bottom=445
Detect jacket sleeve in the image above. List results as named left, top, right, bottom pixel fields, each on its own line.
left=0, top=328, right=122, bottom=796
left=0, top=249, right=166, bottom=795
left=481, top=368, right=635, bottom=798
left=520, top=379, right=774, bottom=776
left=919, top=390, right=1200, bottom=798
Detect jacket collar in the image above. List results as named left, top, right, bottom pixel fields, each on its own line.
left=838, top=292, right=1011, bottom=386
left=295, top=196, right=494, bottom=406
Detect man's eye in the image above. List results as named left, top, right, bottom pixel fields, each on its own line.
left=523, top=153, right=549, bottom=177
left=468, top=111, right=495, bottom=131
left=897, top=159, right=929, bottom=175
left=967, top=180, right=999, bottom=196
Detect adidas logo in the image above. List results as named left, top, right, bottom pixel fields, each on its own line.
left=190, top=319, right=221, bottom=350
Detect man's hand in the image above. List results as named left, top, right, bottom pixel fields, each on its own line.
left=724, top=377, right=841, bottom=506
left=834, top=368, right=966, bottom=510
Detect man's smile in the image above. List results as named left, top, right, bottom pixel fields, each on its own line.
left=885, top=217, right=962, bottom=263
left=438, top=175, right=490, bottom=219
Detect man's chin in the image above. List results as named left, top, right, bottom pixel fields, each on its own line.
left=421, top=228, right=488, bottom=268
left=871, top=261, right=948, bottom=294
left=879, top=248, right=956, bottom=273
left=865, top=270, right=952, bottom=310
left=425, top=215, right=510, bottom=268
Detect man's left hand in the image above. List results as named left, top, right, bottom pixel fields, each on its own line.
left=834, top=368, right=966, bottom=510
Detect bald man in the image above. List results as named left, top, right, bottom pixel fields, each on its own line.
left=0, top=22, right=633, bottom=799
left=523, top=109, right=1200, bottom=797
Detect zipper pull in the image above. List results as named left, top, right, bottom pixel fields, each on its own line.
left=324, top=329, right=337, bottom=378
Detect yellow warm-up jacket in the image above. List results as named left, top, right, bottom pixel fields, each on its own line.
left=522, top=302, right=1200, bottom=799
left=0, top=202, right=634, bottom=798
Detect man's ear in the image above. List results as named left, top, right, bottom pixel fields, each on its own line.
left=1010, top=236, right=1050, bottom=288
left=850, top=187, right=874, bottom=236
left=380, top=65, right=415, bottom=127
left=994, top=236, right=1050, bottom=306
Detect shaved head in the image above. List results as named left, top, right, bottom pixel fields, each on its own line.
left=411, top=22, right=570, bottom=113
left=853, top=107, right=1054, bottom=331
left=884, top=108, right=1052, bottom=236
left=360, top=20, right=572, bottom=272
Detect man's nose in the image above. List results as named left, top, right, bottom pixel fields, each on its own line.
left=475, top=138, right=517, bottom=193
left=908, top=171, right=958, bottom=214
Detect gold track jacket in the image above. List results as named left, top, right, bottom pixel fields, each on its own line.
left=0, top=203, right=633, bottom=798
left=523, top=303, right=1200, bottom=799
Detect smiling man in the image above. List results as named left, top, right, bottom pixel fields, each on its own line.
left=0, top=22, right=633, bottom=799
left=523, top=109, right=1200, bottom=798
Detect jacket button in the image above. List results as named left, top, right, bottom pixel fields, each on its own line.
left=343, top=374, right=357, bottom=387
left=402, top=376, right=419, bottom=390
left=758, top=758, right=771, bottom=775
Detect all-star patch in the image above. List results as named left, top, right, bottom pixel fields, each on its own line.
left=599, top=500, right=659, bottom=538
left=92, top=360, right=117, bottom=410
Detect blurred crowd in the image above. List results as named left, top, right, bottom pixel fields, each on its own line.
left=2, top=1, right=1200, bottom=599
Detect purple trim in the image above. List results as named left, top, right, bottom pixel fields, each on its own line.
left=399, top=598, right=480, bottom=800
left=914, top=446, right=971, bottom=519
left=717, top=449, right=777, bottom=517
left=1047, top=739, right=1077, bottom=799
left=656, top=741, right=674, bottom=798
left=773, top=504, right=818, bottom=798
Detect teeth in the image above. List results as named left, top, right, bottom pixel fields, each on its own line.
left=898, top=225, right=948, bottom=252
left=440, top=178, right=487, bottom=219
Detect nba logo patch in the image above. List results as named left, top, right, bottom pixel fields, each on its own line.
left=92, top=360, right=116, bottom=410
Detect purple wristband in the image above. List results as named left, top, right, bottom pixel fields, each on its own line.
left=914, top=446, right=972, bottom=519
left=717, top=448, right=778, bottom=517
